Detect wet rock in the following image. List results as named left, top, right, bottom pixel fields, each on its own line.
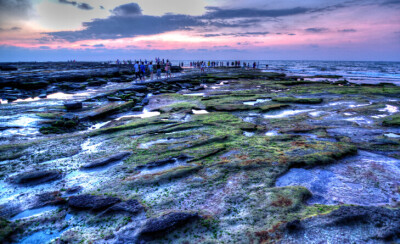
left=32, top=191, right=66, bottom=208
left=284, top=219, right=302, bottom=233
left=38, top=93, right=47, bottom=98
left=139, top=212, right=199, bottom=238
left=64, top=101, right=82, bottom=110
left=5, top=96, right=17, bottom=101
left=8, top=170, right=62, bottom=185
left=62, top=113, right=79, bottom=120
left=65, top=186, right=83, bottom=194
left=107, top=96, right=122, bottom=101
left=81, top=152, right=131, bottom=169
left=68, top=194, right=121, bottom=211
left=59, top=83, right=86, bottom=91
left=88, top=78, right=107, bottom=86
left=103, top=199, right=144, bottom=215
left=139, top=97, right=149, bottom=106
left=0, top=65, right=17, bottom=71
left=0, top=203, right=22, bottom=219
left=130, top=85, right=148, bottom=92
left=171, top=66, right=183, bottom=73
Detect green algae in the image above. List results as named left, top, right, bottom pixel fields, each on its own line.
left=3, top=68, right=400, bottom=243
left=382, top=114, right=400, bottom=126
left=272, top=97, right=323, bottom=104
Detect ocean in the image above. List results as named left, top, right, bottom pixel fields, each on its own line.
left=173, top=60, right=400, bottom=86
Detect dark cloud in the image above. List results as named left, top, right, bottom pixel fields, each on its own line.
left=45, top=13, right=202, bottom=42
left=305, top=28, right=329, bottom=33
left=0, top=0, right=32, bottom=24
left=77, top=3, right=93, bottom=10
left=339, top=29, right=357, bottom=32
left=58, top=0, right=77, bottom=6
left=92, top=44, right=104, bottom=47
left=80, top=44, right=89, bottom=47
left=111, top=3, right=142, bottom=16
left=58, top=0, right=93, bottom=10
left=0, top=26, right=21, bottom=31
left=380, top=0, right=400, bottom=6
left=39, top=46, right=51, bottom=49
left=203, top=6, right=310, bottom=19
left=43, top=2, right=354, bottom=42
left=288, top=33, right=296, bottom=35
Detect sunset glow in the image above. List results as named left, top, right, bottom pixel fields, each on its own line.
left=0, top=0, right=399, bottom=61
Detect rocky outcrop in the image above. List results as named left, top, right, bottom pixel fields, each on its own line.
left=0, top=65, right=17, bottom=71
left=8, top=170, right=62, bottom=185
left=138, top=212, right=199, bottom=240
left=81, top=152, right=131, bottom=169
left=64, top=101, right=82, bottom=110
left=103, top=199, right=144, bottom=215
left=282, top=206, right=400, bottom=242
left=68, top=195, right=121, bottom=211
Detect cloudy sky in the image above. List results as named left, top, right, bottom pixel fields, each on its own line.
left=0, top=0, right=399, bottom=61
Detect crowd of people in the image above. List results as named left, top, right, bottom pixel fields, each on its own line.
left=189, top=60, right=262, bottom=71
left=109, top=58, right=266, bottom=82
left=111, top=58, right=173, bottom=82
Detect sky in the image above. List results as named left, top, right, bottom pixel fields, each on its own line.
left=0, top=0, right=399, bottom=61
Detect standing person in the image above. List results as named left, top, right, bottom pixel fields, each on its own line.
left=134, top=61, right=140, bottom=82
left=140, top=62, right=146, bottom=81
left=156, top=62, right=162, bottom=79
left=148, top=61, right=154, bottom=80
left=165, top=60, right=171, bottom=78
left=201, top=62, right=206, bottom=73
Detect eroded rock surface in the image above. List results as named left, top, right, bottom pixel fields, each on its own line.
left=68, top=194, right=121, bottom=211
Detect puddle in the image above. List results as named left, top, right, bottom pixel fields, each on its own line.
left=309, top=111, right=324, bottom=117
left=384, top=133, right=400, bottom=138
left=0, top=114, right=41, bottom=128
left=371, top=114, right=388, bottom=119
left=183, top=93, right=205, bottom=96
left=276, top=150, right=400, bottom=206
left=81, top=138, right=103, bottom=153
left=379, top=104, right=398, bottom=114
left=116, top=108, right=160, bottom=120
left=344, top=116, right=373, bottom=125
left=11, top=206, right=58, bottom=221
left=348, top=103, right=370, bottom=108
left=136, top=157, right=192, bottom=176
left=0, top=114, right=43, bottom=137
left=19, top=227, right=70, bottom=244
left=243, top=99, right=271, bottom=106
left=264, top=109, right=314, bottom=119
left=88, top=121, right=110, bottom=130
left=265, top=130, right=279, bottom=136
left=327, top=101, right=355, bottom=107
left=192, top=109, right=209, bottom=115
left=139, top=138, right=180, bottom=149
left=243, top=131, right=255, bottom=137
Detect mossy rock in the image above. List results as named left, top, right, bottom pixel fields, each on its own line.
left=272, top=97, right=323, bottom=104
left=157, top=102, right=201, bottom=113
left=257, top=104, right=290, bottom=112
left=0, top=218, right=12, bottom=242
left=382, top=115, right=400, bottom=127
left=206, top=104, right=255, bottom=111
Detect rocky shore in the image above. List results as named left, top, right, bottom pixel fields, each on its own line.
left=0, top=62, right=399, bottom=243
